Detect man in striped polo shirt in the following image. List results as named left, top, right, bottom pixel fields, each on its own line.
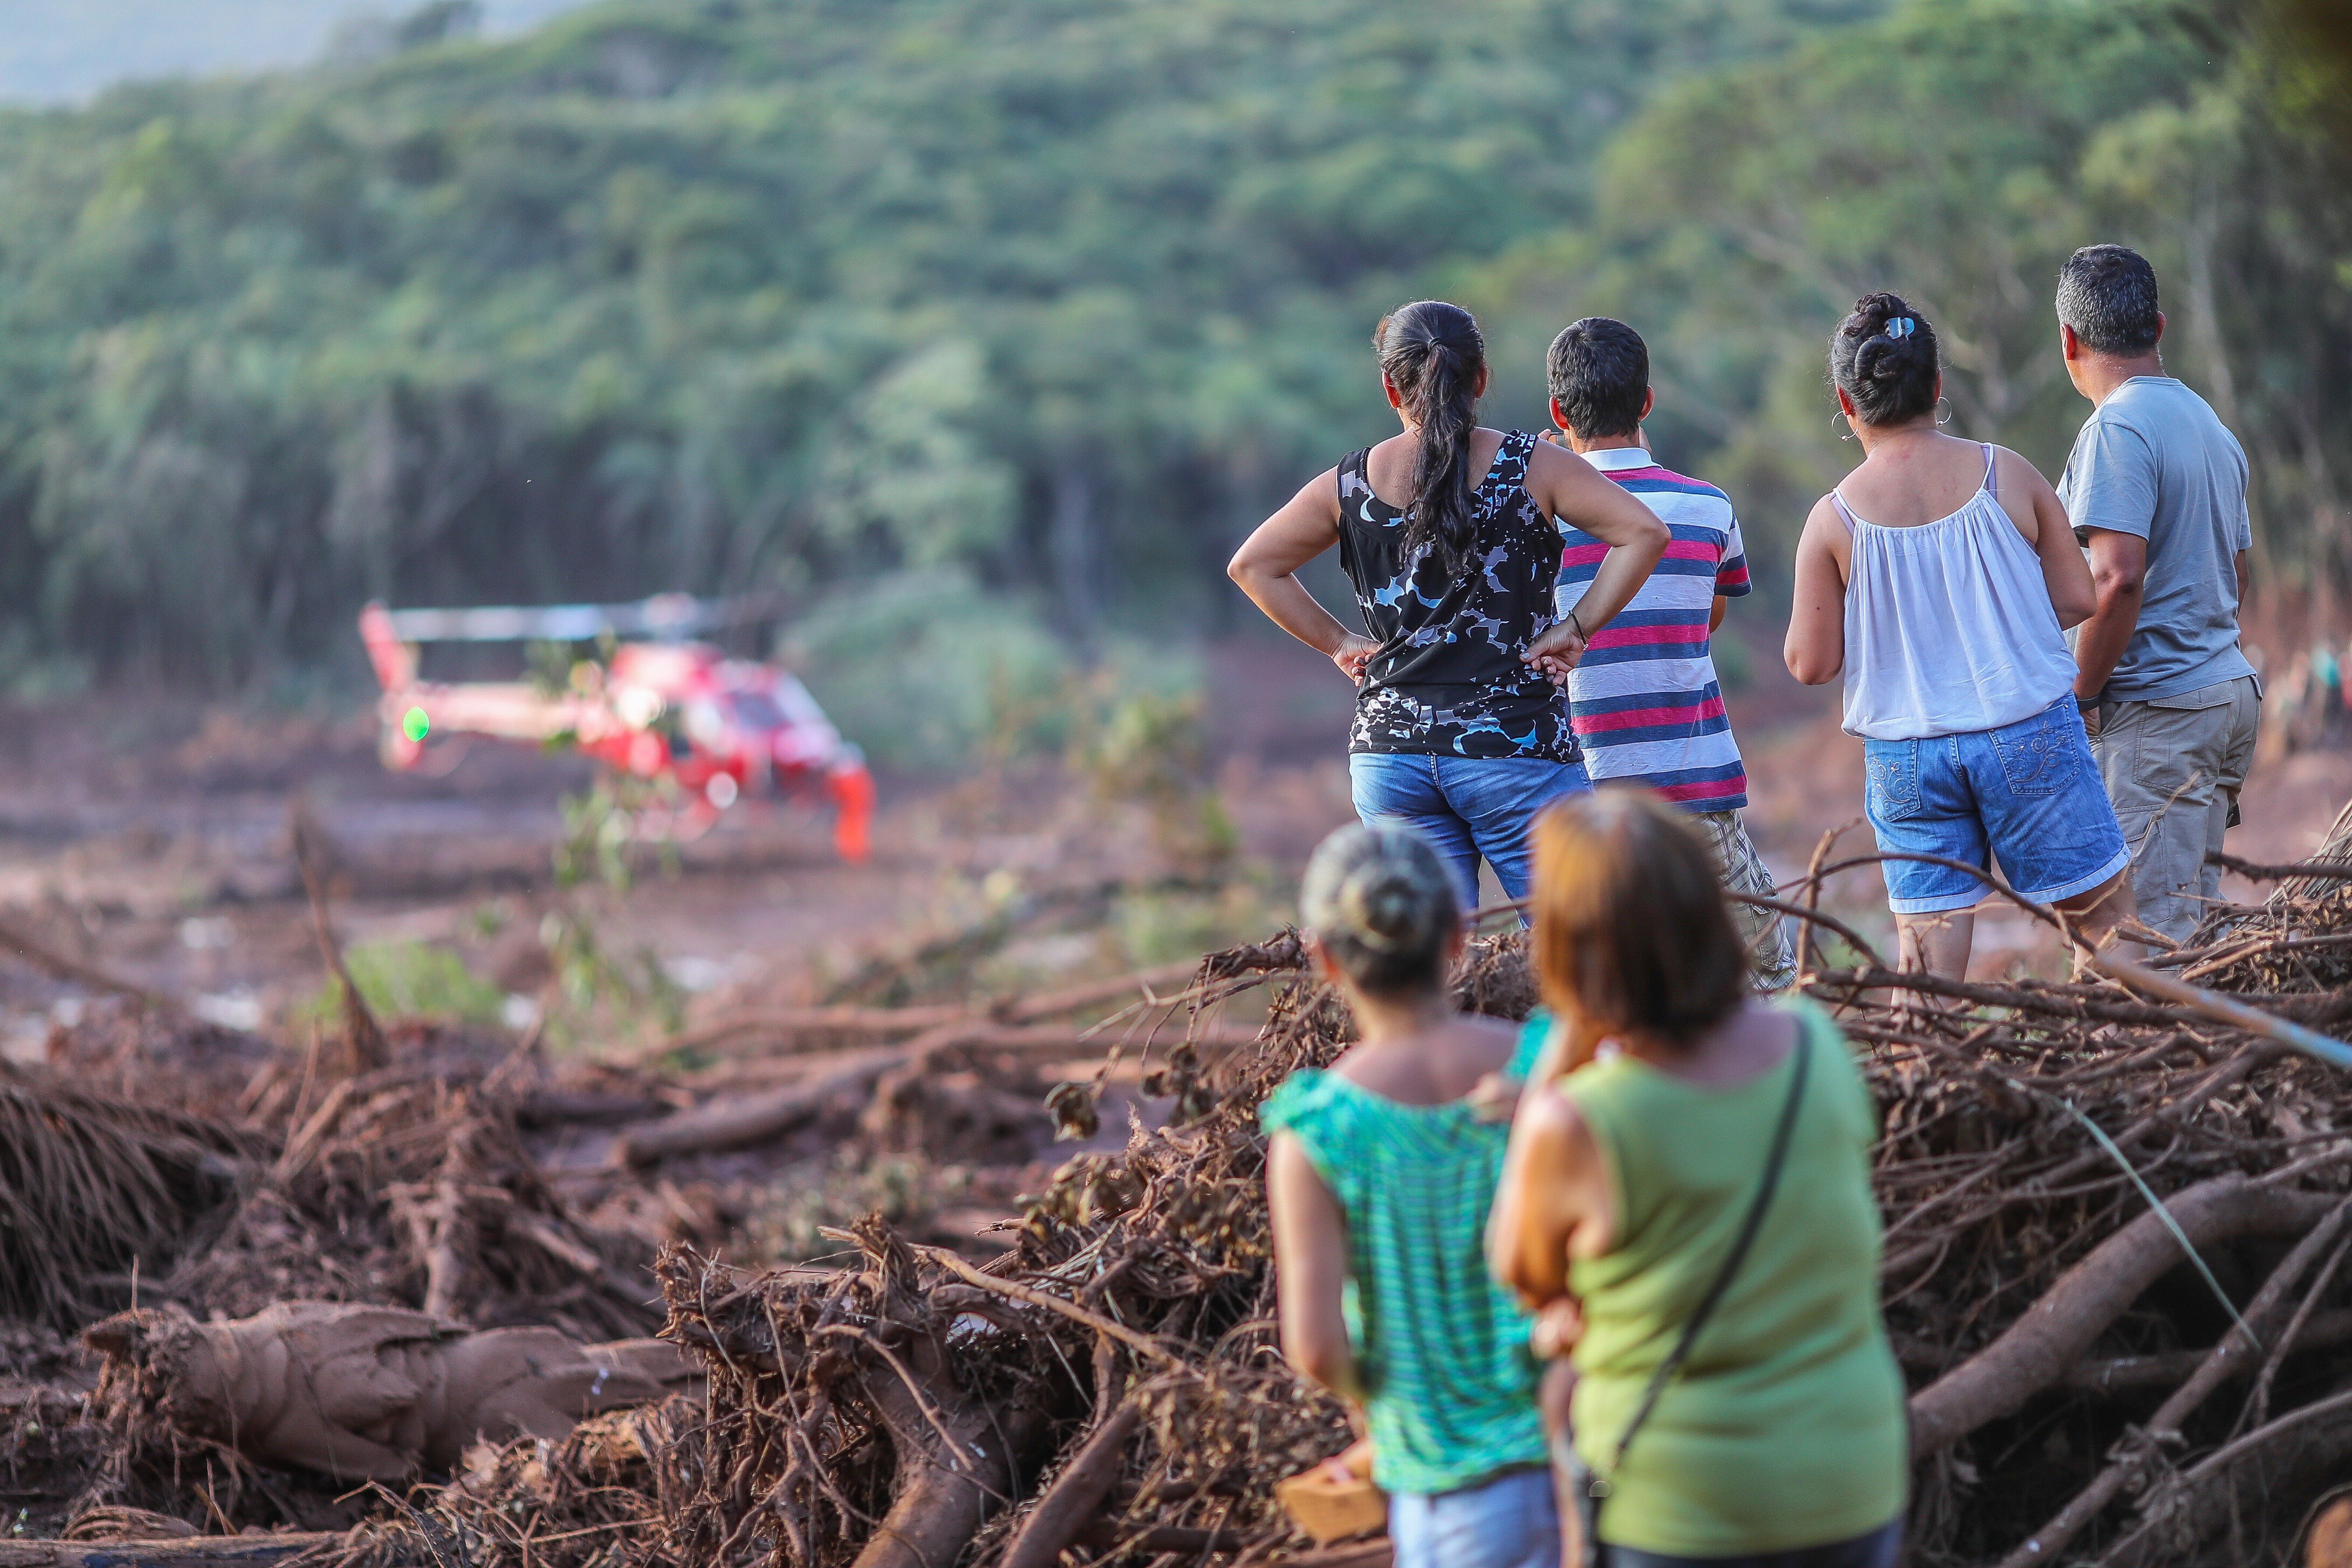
left=1545, top=317, right=1795, bottom=989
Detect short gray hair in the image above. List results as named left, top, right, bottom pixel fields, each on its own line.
left=2057, top=244, right=2161, bottom=356
left=1300, top=823, right=1459, bottom=996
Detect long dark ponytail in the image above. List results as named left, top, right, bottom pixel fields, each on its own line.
left=1374, top=300, right=1486, bottom=575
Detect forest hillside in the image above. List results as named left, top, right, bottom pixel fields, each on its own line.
left=0, top=0, right=2342, bottom=746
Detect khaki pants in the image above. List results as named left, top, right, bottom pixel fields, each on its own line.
left=1693, top=808, right=1797, bottom=992
left=2092, top=675, right=2261, bottom=946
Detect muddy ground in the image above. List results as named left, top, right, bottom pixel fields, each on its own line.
left=6, top=626, right=2352, bottom=1563
left=0, top=623, right=2335, bottom=1282
left=0, top=627, right=2335, bottom=1053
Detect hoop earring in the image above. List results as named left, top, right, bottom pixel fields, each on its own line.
left=1831, top=410, right=1854, bottom=443
left=1934, top=397, right=1953, bottom=428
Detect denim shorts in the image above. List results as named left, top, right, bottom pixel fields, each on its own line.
left=1390, top=1466, right=1559, bottom=1568
left=1861, top=695, right=2129, bottom=915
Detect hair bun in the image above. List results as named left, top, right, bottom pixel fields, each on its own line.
left=1855, top=333, right=1922, bottom=383
left=1830, top=291, right=1939, bottom=426
left=1298, top=822, right=1460, bottom=994
left=1340, top=866, right=1431, bottom=951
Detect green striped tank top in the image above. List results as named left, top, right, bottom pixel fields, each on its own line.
left=1259, top=1030, right=1548, bottom=1496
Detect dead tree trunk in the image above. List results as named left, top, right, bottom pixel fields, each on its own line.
left=1000, top=1396, right=1144, bottom=1568
left=842, top=1319, right=1047, bottom=1568
left=1908, top=1178, right=2335, bottom=1457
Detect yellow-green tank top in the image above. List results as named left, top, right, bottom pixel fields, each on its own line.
left=1552, top=997, right=1907, bottom=1557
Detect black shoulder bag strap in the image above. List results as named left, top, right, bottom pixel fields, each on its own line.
left=1571, top=1027, right=1812, bottom=1559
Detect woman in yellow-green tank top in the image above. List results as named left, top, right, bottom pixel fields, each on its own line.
left=1489, top=789, right=1906, bottom=1568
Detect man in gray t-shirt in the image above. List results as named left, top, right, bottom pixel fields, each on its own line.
left=2056, top=244, right=2260, bottom=944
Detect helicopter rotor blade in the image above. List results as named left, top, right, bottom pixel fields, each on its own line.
left=379, top=591, right=783, bottom=643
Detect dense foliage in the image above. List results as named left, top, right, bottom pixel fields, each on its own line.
left=1485, top=0, right=2352, bottom=601
left=0, top=0, right=2342, bottom=708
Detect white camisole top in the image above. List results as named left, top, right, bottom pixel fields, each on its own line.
left=1831, top=443, right=2078, bottom=741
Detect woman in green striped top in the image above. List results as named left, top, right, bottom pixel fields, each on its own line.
left=1263, top=823, right=1557, bottom=1568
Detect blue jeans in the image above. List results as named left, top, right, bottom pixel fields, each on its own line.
left=1861, top=696, right=2129, bottom=915
left=1599, top=1518, right=1902, bottom=1568
left=1348, top=753, right=1593, bottom=912
left=1391, top=1467, right=1560, bottom=1568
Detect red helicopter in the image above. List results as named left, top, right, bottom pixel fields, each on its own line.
left=359, top=594, right=874, bottom=860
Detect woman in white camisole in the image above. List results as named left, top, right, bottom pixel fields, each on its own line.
left=1784, top=293, right=2136, bottom=978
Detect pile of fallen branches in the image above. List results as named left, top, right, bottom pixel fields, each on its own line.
left=160, top=1063, right=659, bottom=1343
left=588, top=958, right=1259, bottom=1167
left=325, top=1404, right=693, bottom=1568
left=624, top=864, right=2352, bottom=1568
left=0, top=1040, right=670, bottom=1536
left=6, top=997, right=660, bottom=1345
left=1827, top=976, right=2352, bottom=1564
left=625, top=930, right=1554, bottom=1568
left=21, top=841, right=2352, bottom=1568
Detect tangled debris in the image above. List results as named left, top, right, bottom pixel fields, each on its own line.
left=617, top=927, right=1635, bottom=1568
left=325, top=1404, right=694, bottom=1568
left=0, top=1075, right=259, bottom=1331
left=625, top=870, right=2352, bottom=1568
left=85, top=1303, right=696, bottom=1482
left=162, top=1065, right=657, bottom=1342
left=0, top=1033, right=684, bottom=1535
left=12, top=846, right=2352, bottom=1567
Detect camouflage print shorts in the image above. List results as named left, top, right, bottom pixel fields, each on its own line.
left=1693, top=808, right=1797, bottom=992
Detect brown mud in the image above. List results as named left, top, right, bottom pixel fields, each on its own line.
left=4, top=632, right=2352, bottom=1566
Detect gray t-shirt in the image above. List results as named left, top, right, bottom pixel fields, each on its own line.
left=2059, top=377, right=2255, bottom=701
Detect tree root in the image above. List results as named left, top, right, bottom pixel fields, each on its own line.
left=1996, top=1196, right=2352, bottom=1566
left=1000, top=1396, right=1144, bottom=1568
left=850, top=1389, right=1042, bottom=1568
left=2066, top=1308, right=2352, bottom=1395
left=2104, top=1384, right=2352, bottom=1568
left=1908, top=1178, right=2337, bottom=1457
left=839, top=1308, right=1048, bottom=1568
left=612, top=1051, right=905, bottom=1165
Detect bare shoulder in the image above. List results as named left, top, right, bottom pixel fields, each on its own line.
left=1453, top=1011, right=1522, bottom=1072
left=1521, top=429, right=1572, bottom=470
left=1296, top=465, right=1343, bottom=514
left=1989, top=443, right=2056, bottom=496
left=1266, top=1131, right=1339, bottom=1207
left=1797, top=494, right=1849, bottom=554
left=1522, top=431, right=1593, bottom=489
left=1513, top=1076, right=1590, bottom=1150
left=1986, top=444, right=2054, bottom=543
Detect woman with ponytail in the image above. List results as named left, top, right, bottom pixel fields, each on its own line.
left=1231, top=302, right=1669, bottom=911
left=1265, top=822, right=1560, bottom=1568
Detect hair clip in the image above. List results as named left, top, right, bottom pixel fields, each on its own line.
left=1883, top=317, right=1915, bottom=340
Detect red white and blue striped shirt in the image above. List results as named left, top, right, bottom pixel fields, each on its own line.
left=1557, top=444, right=1751, bottom=811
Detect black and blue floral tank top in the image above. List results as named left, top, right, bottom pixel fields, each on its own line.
left=1336, top=430, right=1578, bottom=762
